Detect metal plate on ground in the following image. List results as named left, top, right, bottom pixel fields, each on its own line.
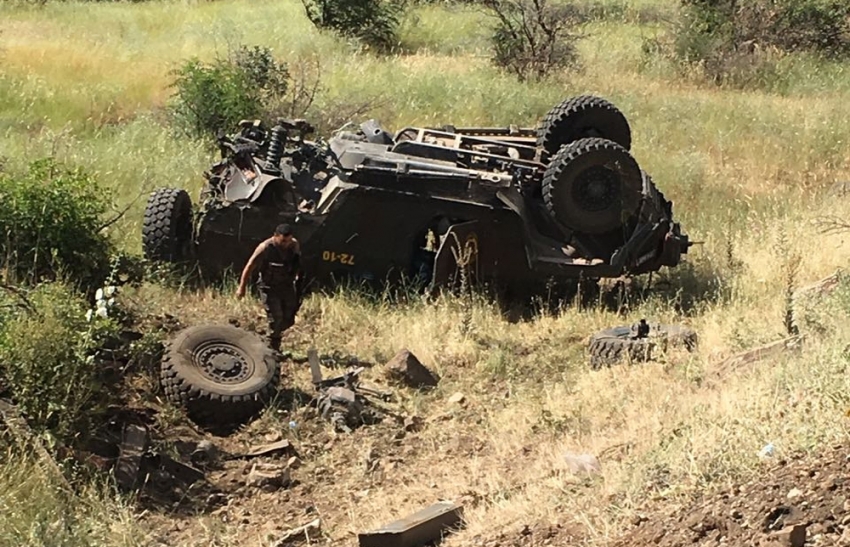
left=358, top=501, right=464, bottom=547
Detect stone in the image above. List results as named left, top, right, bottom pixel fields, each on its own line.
left=772, top=524, right=807, bottom=547
left=385, top=349, right=439, bottom=389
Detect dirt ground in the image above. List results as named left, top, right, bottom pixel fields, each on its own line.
left=609, top=441, right=850, bottom=547
left=85, top=306, right=850, bottom=547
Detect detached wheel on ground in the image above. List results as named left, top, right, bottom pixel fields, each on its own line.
left=160, top=324, right=280, bottom=427
left=542, top=137, right=643, bottom=235
left=142, top=187, right=194, bottom=262
left=588, top=320, right=698, bottom=369
left=536, top=95, right=632, bottom=159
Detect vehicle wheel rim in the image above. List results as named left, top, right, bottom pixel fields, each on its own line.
left=572, top=166, right=619, bottom=212
left=194, top=342, right=254, bottom=384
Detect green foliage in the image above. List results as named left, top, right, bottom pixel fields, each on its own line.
left=168, top=44, right=291, bottom=141
left=480, top=0, right=581, bottom=82
left=301, top=0, right=406, bottom=53
left=0, top=282, right=123, bottom=446
left=0, top=158, right=114, bottom=289
left=664, top=0, right=850, bottom=87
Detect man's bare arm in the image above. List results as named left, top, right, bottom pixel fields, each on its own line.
left=236, top=241, right=267, bottom=298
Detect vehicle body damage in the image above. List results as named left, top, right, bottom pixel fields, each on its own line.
left=142, top=95, right=691, bottom=299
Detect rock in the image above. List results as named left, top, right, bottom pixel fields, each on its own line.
left=385, top=349, right=439, bottom=389
left=772, top=524, right=807, bottom=547
left=787, top=488, right=803, bottom=499
left=287, top=456, right=301, bottom=469
left=246, top=463, right=291, bottom=491
left=448, top=392, right=466, bottom=405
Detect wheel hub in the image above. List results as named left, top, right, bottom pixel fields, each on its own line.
left=195, top=343, right=254, bottom=384
left=573, top=165, right=619, bottom=212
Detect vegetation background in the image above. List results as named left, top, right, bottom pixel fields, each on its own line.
left=0, top=0, right=849, bottom=545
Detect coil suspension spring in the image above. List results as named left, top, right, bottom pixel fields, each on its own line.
left=265, top=123, right=286, bottom=169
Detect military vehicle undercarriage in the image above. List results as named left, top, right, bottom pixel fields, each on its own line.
left=142, top=95, right=691, bottom=300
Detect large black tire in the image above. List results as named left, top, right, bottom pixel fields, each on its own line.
left=541, top=137, right=643, bottom=234
left=588, top=322, right=698, bottom=369
left=142, top=188, right=194, bottom=262
left=536, top=95, right=632, bottom=159
left=160, top=324, right=280, bottom=426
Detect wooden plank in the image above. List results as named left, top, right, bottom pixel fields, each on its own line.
left=358, top=501, right=464, bottom=547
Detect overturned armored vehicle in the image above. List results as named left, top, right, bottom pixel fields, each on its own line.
left=142, top=95, right=690, bottom=299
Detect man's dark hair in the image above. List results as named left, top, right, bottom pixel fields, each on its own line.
left=275, top=223, right=292, bottom=236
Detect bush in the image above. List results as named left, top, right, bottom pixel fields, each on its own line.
left=301, top=0, right=406, bottom=53
left=0, top=282, right=123, bottom=446
left=665, top=0, right=850, bottom=86
left=0, top=158, right=114, bottom=289
left=168, top=44, right=291, bottom=141
left=479, top=0, right=581, bottom=82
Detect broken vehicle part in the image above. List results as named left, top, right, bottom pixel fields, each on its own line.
left=317, top=386, right=382, bottom=433
left=358, top=500, right=465, bottom=547
left=588, top=320, right=698, bottom=369
left=239, top=439, right=294, bottom=459
left=160, top=324, right=280, bottom=427
left=142, top=94, right=690, bottom=301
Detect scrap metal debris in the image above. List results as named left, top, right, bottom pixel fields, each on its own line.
left=115, top=424, right=149, bottom=490
left=272, top=518, right=322, bottom=546
left=114, top=423, right=207, bottom=495
left=240, top=439, right=294, bottom=459
left=310, top=352, right=394, bottom=433
left=711, top=335, right=804, bottom=383
left=358, top=500, right=465, bottom=547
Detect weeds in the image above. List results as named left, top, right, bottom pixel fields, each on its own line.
left=0, top=283, right=123, bottom=446
left=0, top=157, right=114, bottom=289
left=648, top=0, right=850, bottom=88
left=301, top=0, right=406, bottom=53
left=480, top=0, right=582, bottom=81
left=168, top=44, right=292, bottom=142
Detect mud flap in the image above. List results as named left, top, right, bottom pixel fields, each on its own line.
left=431, top=221, right=481, bottom=292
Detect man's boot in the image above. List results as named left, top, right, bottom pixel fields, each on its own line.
left=269, top=335, right=282, bottom=354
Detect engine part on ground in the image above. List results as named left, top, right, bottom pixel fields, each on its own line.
left=588, top=320, right=698, bottom=369
left=160, top=324, right=280, bottom=427
left=317, top=385, right=384, bottom=434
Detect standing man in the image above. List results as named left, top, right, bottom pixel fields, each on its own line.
left=236, top=223, right=302, bottom=352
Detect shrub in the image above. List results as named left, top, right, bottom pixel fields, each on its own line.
left=479, top=0, right=582, bottom=82
left=0, top=282, right=123, bottom=446
left=301, top=0, right=406, bottom=53
left=0, top=158, right=114, bottom=289
left=665, top=0, right=850, bottom=86
left=168, top=44, right=291, bottom=141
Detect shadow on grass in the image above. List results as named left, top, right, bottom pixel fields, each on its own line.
left=141, top=251, right=732, bottom=326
